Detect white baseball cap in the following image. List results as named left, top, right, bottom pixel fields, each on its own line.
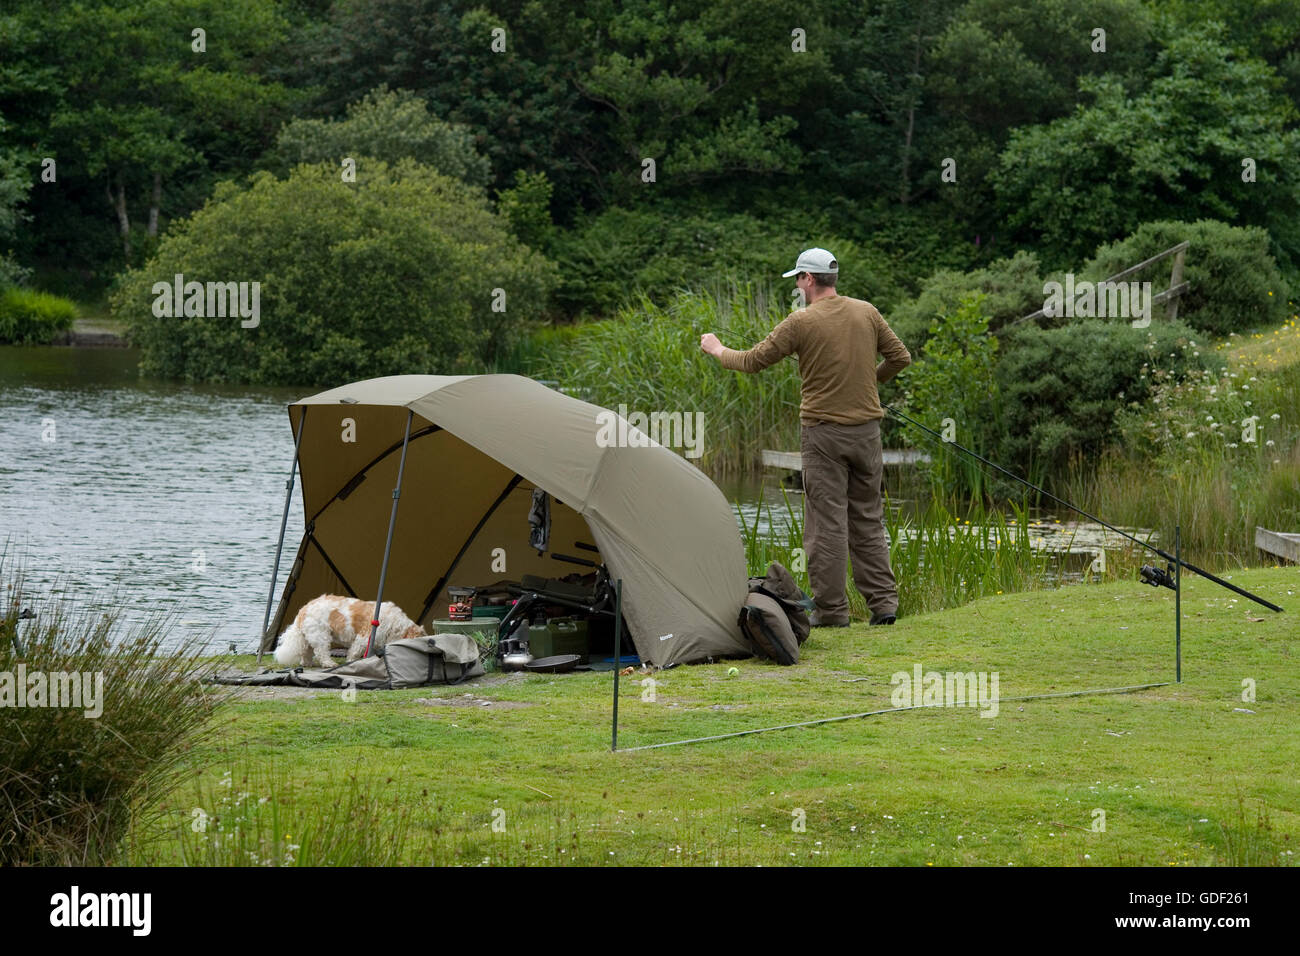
left=782, top=247, right=838, bottom=278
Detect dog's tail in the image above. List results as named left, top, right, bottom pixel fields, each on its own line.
left=273, top=624, right=304, bottom=667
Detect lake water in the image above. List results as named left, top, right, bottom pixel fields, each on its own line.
left=1, top=346, right=304, bottom=653
left=1, top=346, right=1147, bottom=653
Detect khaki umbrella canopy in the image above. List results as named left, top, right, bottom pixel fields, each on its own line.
left=260, top=374, right=750, bottom=667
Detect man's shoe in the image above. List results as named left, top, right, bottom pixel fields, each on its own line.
left=869, top=611, right=897, bottom=626
left=809, top=610, right=850, bottom=628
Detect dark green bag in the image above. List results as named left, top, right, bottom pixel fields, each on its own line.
left=737, top=562, right=813, bottom=665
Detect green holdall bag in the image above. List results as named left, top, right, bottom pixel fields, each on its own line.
left=737, top=562, right=813, bottom=665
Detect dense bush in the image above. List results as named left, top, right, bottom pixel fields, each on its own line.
left=113, top=160, right=557, bottom=384
left=899, top=293, right=1002, bottom=498
left=1084, top=219, right=1290, bottom=336
left=0, top=286, right=77, bottom=344
left=496, top=170, right=557, bottom=254
left=994, top=319, right=1216, bottom=479
left=888, top=250, right=1046, bottom=353
left=549, top=204, right=903, bottom=317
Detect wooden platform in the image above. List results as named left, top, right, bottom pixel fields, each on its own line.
left=1256, top=527, right=1300, bottom=564
left=762, top=448, right=931, bottom=471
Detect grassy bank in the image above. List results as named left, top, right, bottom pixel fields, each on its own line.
left=123, top=567, right=1298, bottom=866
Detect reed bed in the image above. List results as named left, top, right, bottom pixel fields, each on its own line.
left=733, top=489, right=1138, bottom=618
left=519, top=281, right=803, bottom=477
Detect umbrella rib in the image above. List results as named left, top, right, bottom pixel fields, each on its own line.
left=306, top=532, right=360, bottom=599
left=418, top=474, right=525, bottom=624
left=306, top=424, right=442, bottom=525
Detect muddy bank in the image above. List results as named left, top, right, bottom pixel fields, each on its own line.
left=53, top=319, right=129, bottom=347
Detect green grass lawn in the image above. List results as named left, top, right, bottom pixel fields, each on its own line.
left=126, top=567, right=1298, bottom=866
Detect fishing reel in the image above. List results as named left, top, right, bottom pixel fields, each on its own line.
left=1139, top=562, right=1177, bottom=591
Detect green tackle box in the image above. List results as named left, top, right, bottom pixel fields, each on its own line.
left=527, top=616, right=590, bottom=662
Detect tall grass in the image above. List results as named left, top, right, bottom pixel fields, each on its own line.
left=1070, top=446, right=1300, bottom=568
left=886, top=499, right=1052, bottom=616
left=519, top=280, right=803, bottom=477
left=1215, top=789, right=1288, bottom=867
left=1070, top=350, right=1300, bottom=568
left=0, top=286, right=78, bottom=345
left=487, top=322, right=584, bottom=377
left=0, top=551, right=220, bottom=865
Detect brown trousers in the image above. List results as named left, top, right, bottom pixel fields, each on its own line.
left=800, top=420, right=898, bottom=622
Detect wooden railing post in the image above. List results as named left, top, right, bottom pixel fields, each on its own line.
left=1167, top=245, right=1186, bottom=321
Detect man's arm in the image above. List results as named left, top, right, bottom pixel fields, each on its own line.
left=872, top=307, right=911, bottom=384
left=700, top=315, right=800, bottom=372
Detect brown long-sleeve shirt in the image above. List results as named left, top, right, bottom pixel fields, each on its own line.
left=718, top=295, right=911, bottom=425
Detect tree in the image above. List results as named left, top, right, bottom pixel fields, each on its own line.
left=568, top=0, right=819, bottom=199
left=838, top=0, right=953, bottom=206
left=991, top=23, right=1300, bottom=270
left=111, top=160, right=557, bottom=384
left=282, top=0, right=600, bottom=213
left=11, top=0, right=298, bottom=269
left=0, top=139, right=33, bottom=286
left=0, top=10, right=55, bottom=283
left=270, top=86, right=490, bottom=185
left=915, top=0, right=1156, bottom=235
left=1161, top=0, right=1300, bottom=102
left=288, top=0, right=830, bottom=208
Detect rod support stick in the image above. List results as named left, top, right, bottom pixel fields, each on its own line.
left=1175, top=525, right=1182, bottom=683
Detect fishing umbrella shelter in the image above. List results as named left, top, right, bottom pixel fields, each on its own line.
left=258, top=374, right=750, bottom=668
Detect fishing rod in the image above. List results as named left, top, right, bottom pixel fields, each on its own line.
left=883, top=403, right=1283, bottom=613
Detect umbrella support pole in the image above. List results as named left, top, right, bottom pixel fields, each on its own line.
left=366, top=409, right=414, bottom=658
left=611, top=578, right=623, bottom=752
left=259, top=407, right=308, bottom=665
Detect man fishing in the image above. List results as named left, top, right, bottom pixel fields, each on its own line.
left=700, top=248, right=911, bottom=627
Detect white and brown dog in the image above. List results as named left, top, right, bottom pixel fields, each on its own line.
left=273, top=594, right=426, bottom=668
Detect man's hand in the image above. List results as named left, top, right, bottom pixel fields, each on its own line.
left=699, top=332, right=725, bottom=359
